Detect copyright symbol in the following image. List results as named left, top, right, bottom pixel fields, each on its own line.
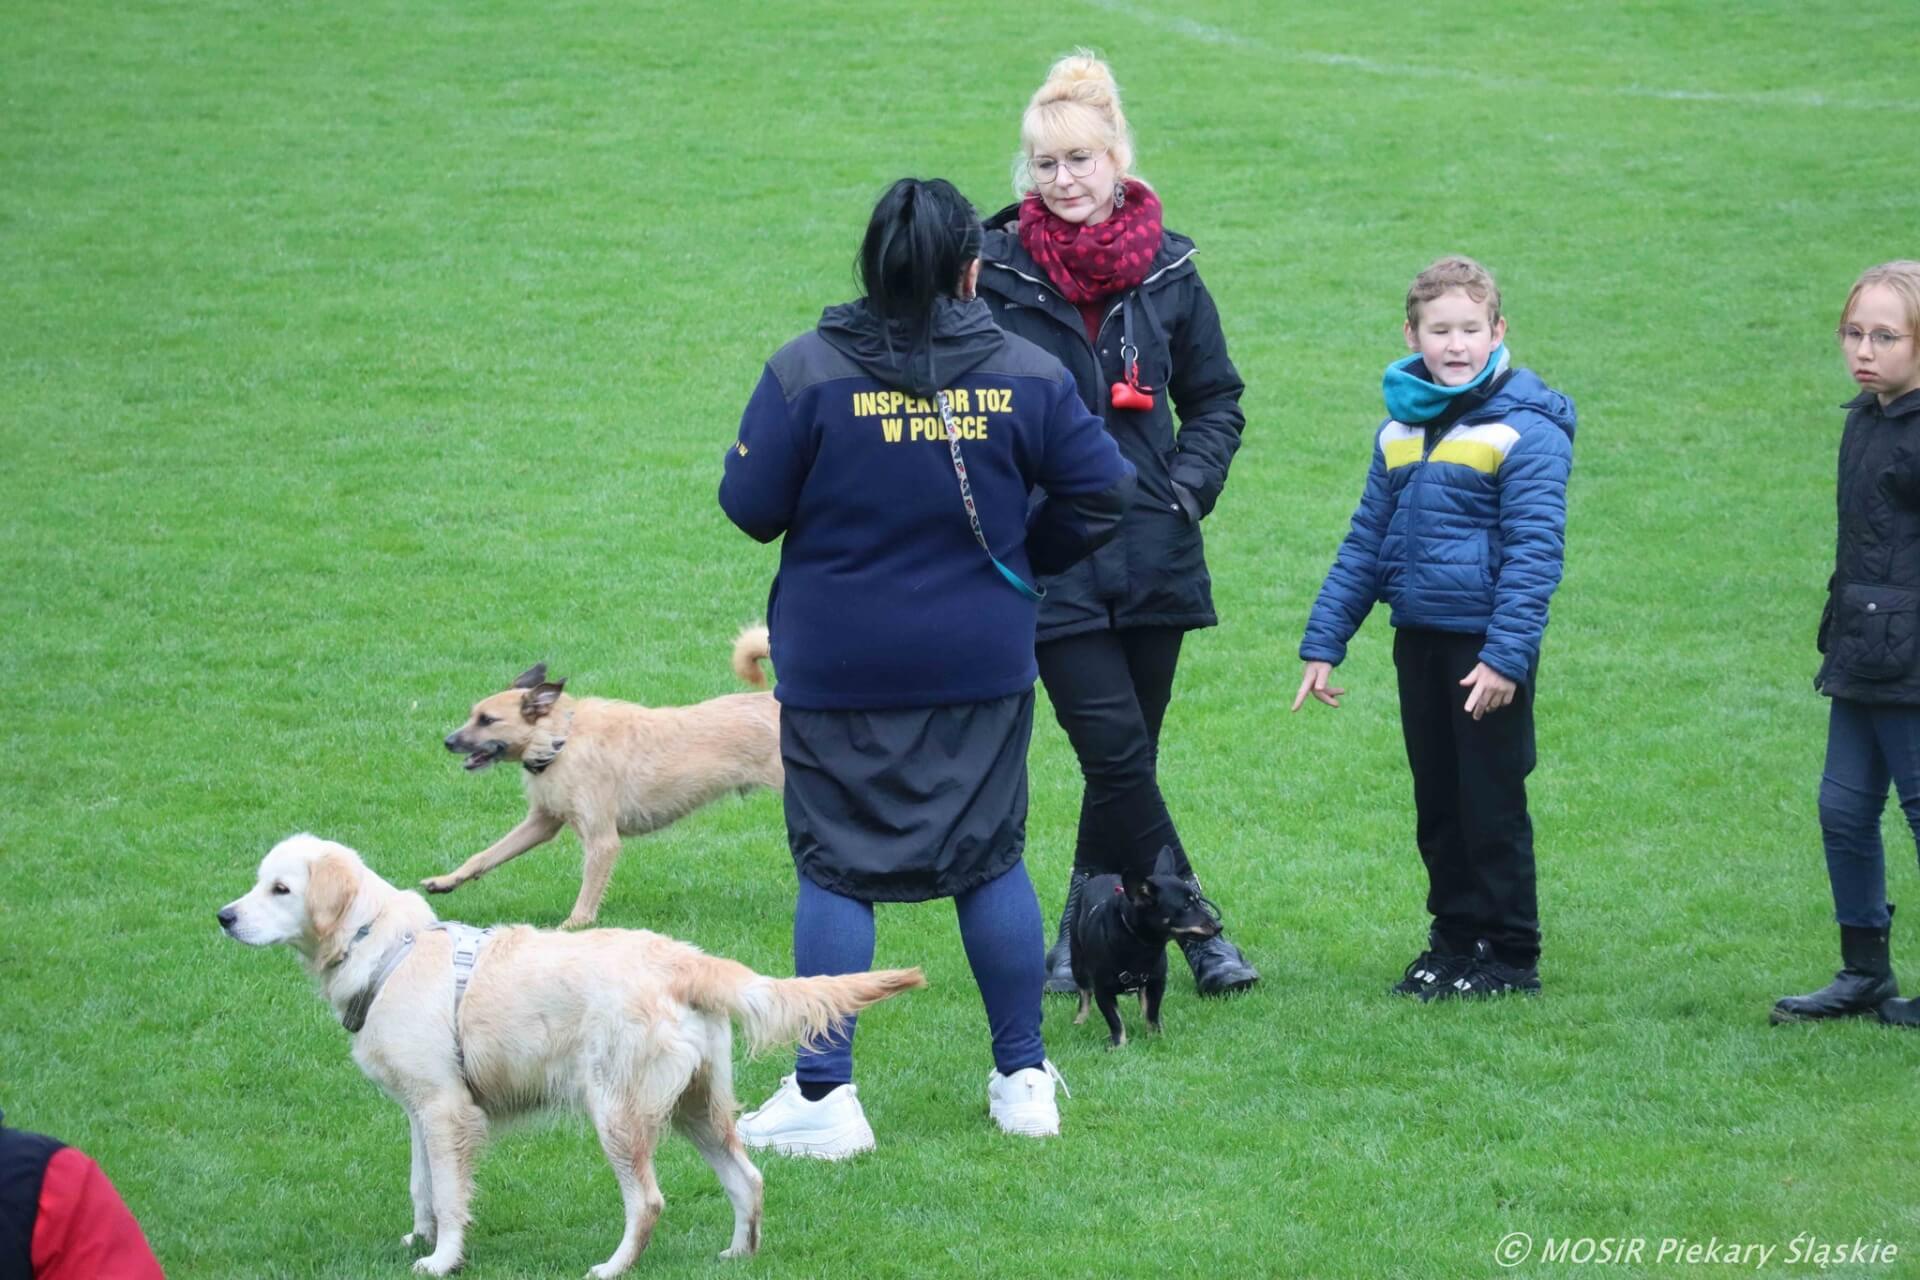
left=1495, top=1232, right=1532, bottom=1268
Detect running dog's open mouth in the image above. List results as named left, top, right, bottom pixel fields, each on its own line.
left=463, top=743, right=506, bottom=772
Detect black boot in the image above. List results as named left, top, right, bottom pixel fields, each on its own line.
left=1179, top=933, right=1259, bottom=996
left=1879, top=996, right=1920, bottom=1027
left=1175, top=875, right=1258, bottom=996
left=1771, top=913, right=1897, bottom=1024
left=1043, top=869, right=1089, bottom=995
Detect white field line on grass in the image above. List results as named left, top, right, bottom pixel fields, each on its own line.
left=1082, top=0, right=1920, bottom=113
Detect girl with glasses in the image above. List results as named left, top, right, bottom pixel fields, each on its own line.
left=1776, top=260, right=1920, bottom=1028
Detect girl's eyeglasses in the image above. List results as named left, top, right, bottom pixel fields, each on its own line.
left=1837, top=326, right=1913, bottom=352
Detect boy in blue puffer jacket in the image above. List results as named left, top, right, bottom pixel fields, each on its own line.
left=1293, top=256, right=1576, bottom=999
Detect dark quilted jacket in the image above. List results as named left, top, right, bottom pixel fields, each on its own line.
left=979, top=203, right=1246, bottom=642
left=1817, top=387, right=1920, bottom=703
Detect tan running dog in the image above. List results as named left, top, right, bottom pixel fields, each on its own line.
left=429, top=627, right=781, bottom=928
left=219, top=834, right=924, bottom=1277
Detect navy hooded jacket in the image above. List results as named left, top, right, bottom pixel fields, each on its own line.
left=720, top=297, right=1136, bottom=710
left=1300, top=357, right=1576, bottom=683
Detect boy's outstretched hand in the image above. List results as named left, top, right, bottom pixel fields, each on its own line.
left=1459, top=662, right=1517, bottom=720
left=1292, top=661, right=1345, bottom=712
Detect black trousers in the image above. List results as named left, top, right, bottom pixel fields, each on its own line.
left=1393, top=627, right=1540, bottom=966
left=1035, top=627, right=1192, bottom=881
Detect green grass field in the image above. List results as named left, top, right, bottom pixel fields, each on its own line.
left=5, top=2, right=1920, bottom=1276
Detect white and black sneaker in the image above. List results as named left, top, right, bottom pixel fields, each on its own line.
left=1419, top=939, right=1541, bottom=1001
left=986, top=1060, right=1069, bottom=1138
left=1390, top=945, right=1471, bottom=997
left=736, top=1075, right=875, bottom=1160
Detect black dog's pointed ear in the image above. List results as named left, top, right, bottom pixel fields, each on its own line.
left=521, top=679, right=566, bottom=721
left=511, top=663, right=548, bottom=690
left=1151, top=845, right=1177, bottom=876
left=1123, top=872, right=1156, bottom=906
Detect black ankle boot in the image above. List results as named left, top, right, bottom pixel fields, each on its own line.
left=1771, top=912, right=1897, bottom=1024
left=1179, top=933, right=1259, bottom=996
left=1043, top=869, right=1089, bottom=995
left=1879, top=996, right=1920, bottom=1027
left=1174, top=875, right=1258, bottom=996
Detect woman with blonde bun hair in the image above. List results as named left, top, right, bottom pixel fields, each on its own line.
left=979, top=52, right=1257, bottom=997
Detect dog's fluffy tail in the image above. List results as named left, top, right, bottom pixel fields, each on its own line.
left=676, top=953, right=926, bottom=1055
left=731, top=624, right=772, bottom=687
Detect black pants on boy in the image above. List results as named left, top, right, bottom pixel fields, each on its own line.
left=1034, top=626, right=1189, bottom=879
left=1393, top=627, right=1540, bottom=967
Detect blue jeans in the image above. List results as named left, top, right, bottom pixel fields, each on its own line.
left=1819, top=698, right=1920, bottom=928
left=793, top=859, right=1046, bottom=1083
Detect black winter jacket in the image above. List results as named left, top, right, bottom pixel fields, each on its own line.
left=980, top=204, right=1246, bottom=642
left=1817, top=388, right=1920, bottom=703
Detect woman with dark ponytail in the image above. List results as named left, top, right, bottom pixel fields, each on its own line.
left=720, top=178, right=1134, bottom=1155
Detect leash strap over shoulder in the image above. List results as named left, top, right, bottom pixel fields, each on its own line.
left=937, top=389, right=1045, bottom=602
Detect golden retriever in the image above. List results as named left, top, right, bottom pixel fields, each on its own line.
left=429, top=626, right=780, bottom=928
left=218, top=834, right=922, bottom=1276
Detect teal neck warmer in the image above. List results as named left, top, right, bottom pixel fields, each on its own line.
left=1382, top=344, right=1510, bottom=423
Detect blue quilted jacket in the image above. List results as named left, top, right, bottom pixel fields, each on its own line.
left=1300, top=358, right=1576, bottom=683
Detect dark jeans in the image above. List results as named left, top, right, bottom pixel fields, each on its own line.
left=1393, top=627, right=1539, bottom=966
left=1035, top=627, right=1191, bottom=880
left=1819, top=698, right=1920, bottom=929
left=792, top=858, right=1046, bottom=1082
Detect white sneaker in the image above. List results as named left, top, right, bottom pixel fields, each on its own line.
left=737, top=1075, right=875, bottom=1160
left=987, top=1060, right=1069, bottom=1137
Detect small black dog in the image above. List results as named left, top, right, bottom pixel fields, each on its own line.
left=1070, top=849, right=1222, bottom=1047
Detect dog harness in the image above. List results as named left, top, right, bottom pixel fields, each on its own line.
left=436, top=922, right=495, bottom=1016
left=337, top=920, right=495, bottom=1035
left=1082, top=891, right=1155, bottom=990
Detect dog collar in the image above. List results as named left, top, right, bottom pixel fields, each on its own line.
left=522, top=710, right=575, bottom=775
left=340, top=924, right=416, bottom=1034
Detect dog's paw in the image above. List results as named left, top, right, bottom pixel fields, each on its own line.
left=588, top=1262, right=630, bottom=1279
left=403, top=1229, right=435, bottom=1251
left=719, top=1245, right=757, bottom=1260
left=412, top=1255, right=458, bottom=1277
left=559, top=914, right=595, bottom=931
left=420, top=876, right=460, bottom=895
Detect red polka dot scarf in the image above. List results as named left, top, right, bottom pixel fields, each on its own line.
left=1016, top=181, right=1164, bottom=307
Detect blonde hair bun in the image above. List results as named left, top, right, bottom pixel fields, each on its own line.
left=1033, top=52, right=1123, bottom=113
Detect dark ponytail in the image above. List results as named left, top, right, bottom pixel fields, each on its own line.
left=857, top=178, right=982, bottom=331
